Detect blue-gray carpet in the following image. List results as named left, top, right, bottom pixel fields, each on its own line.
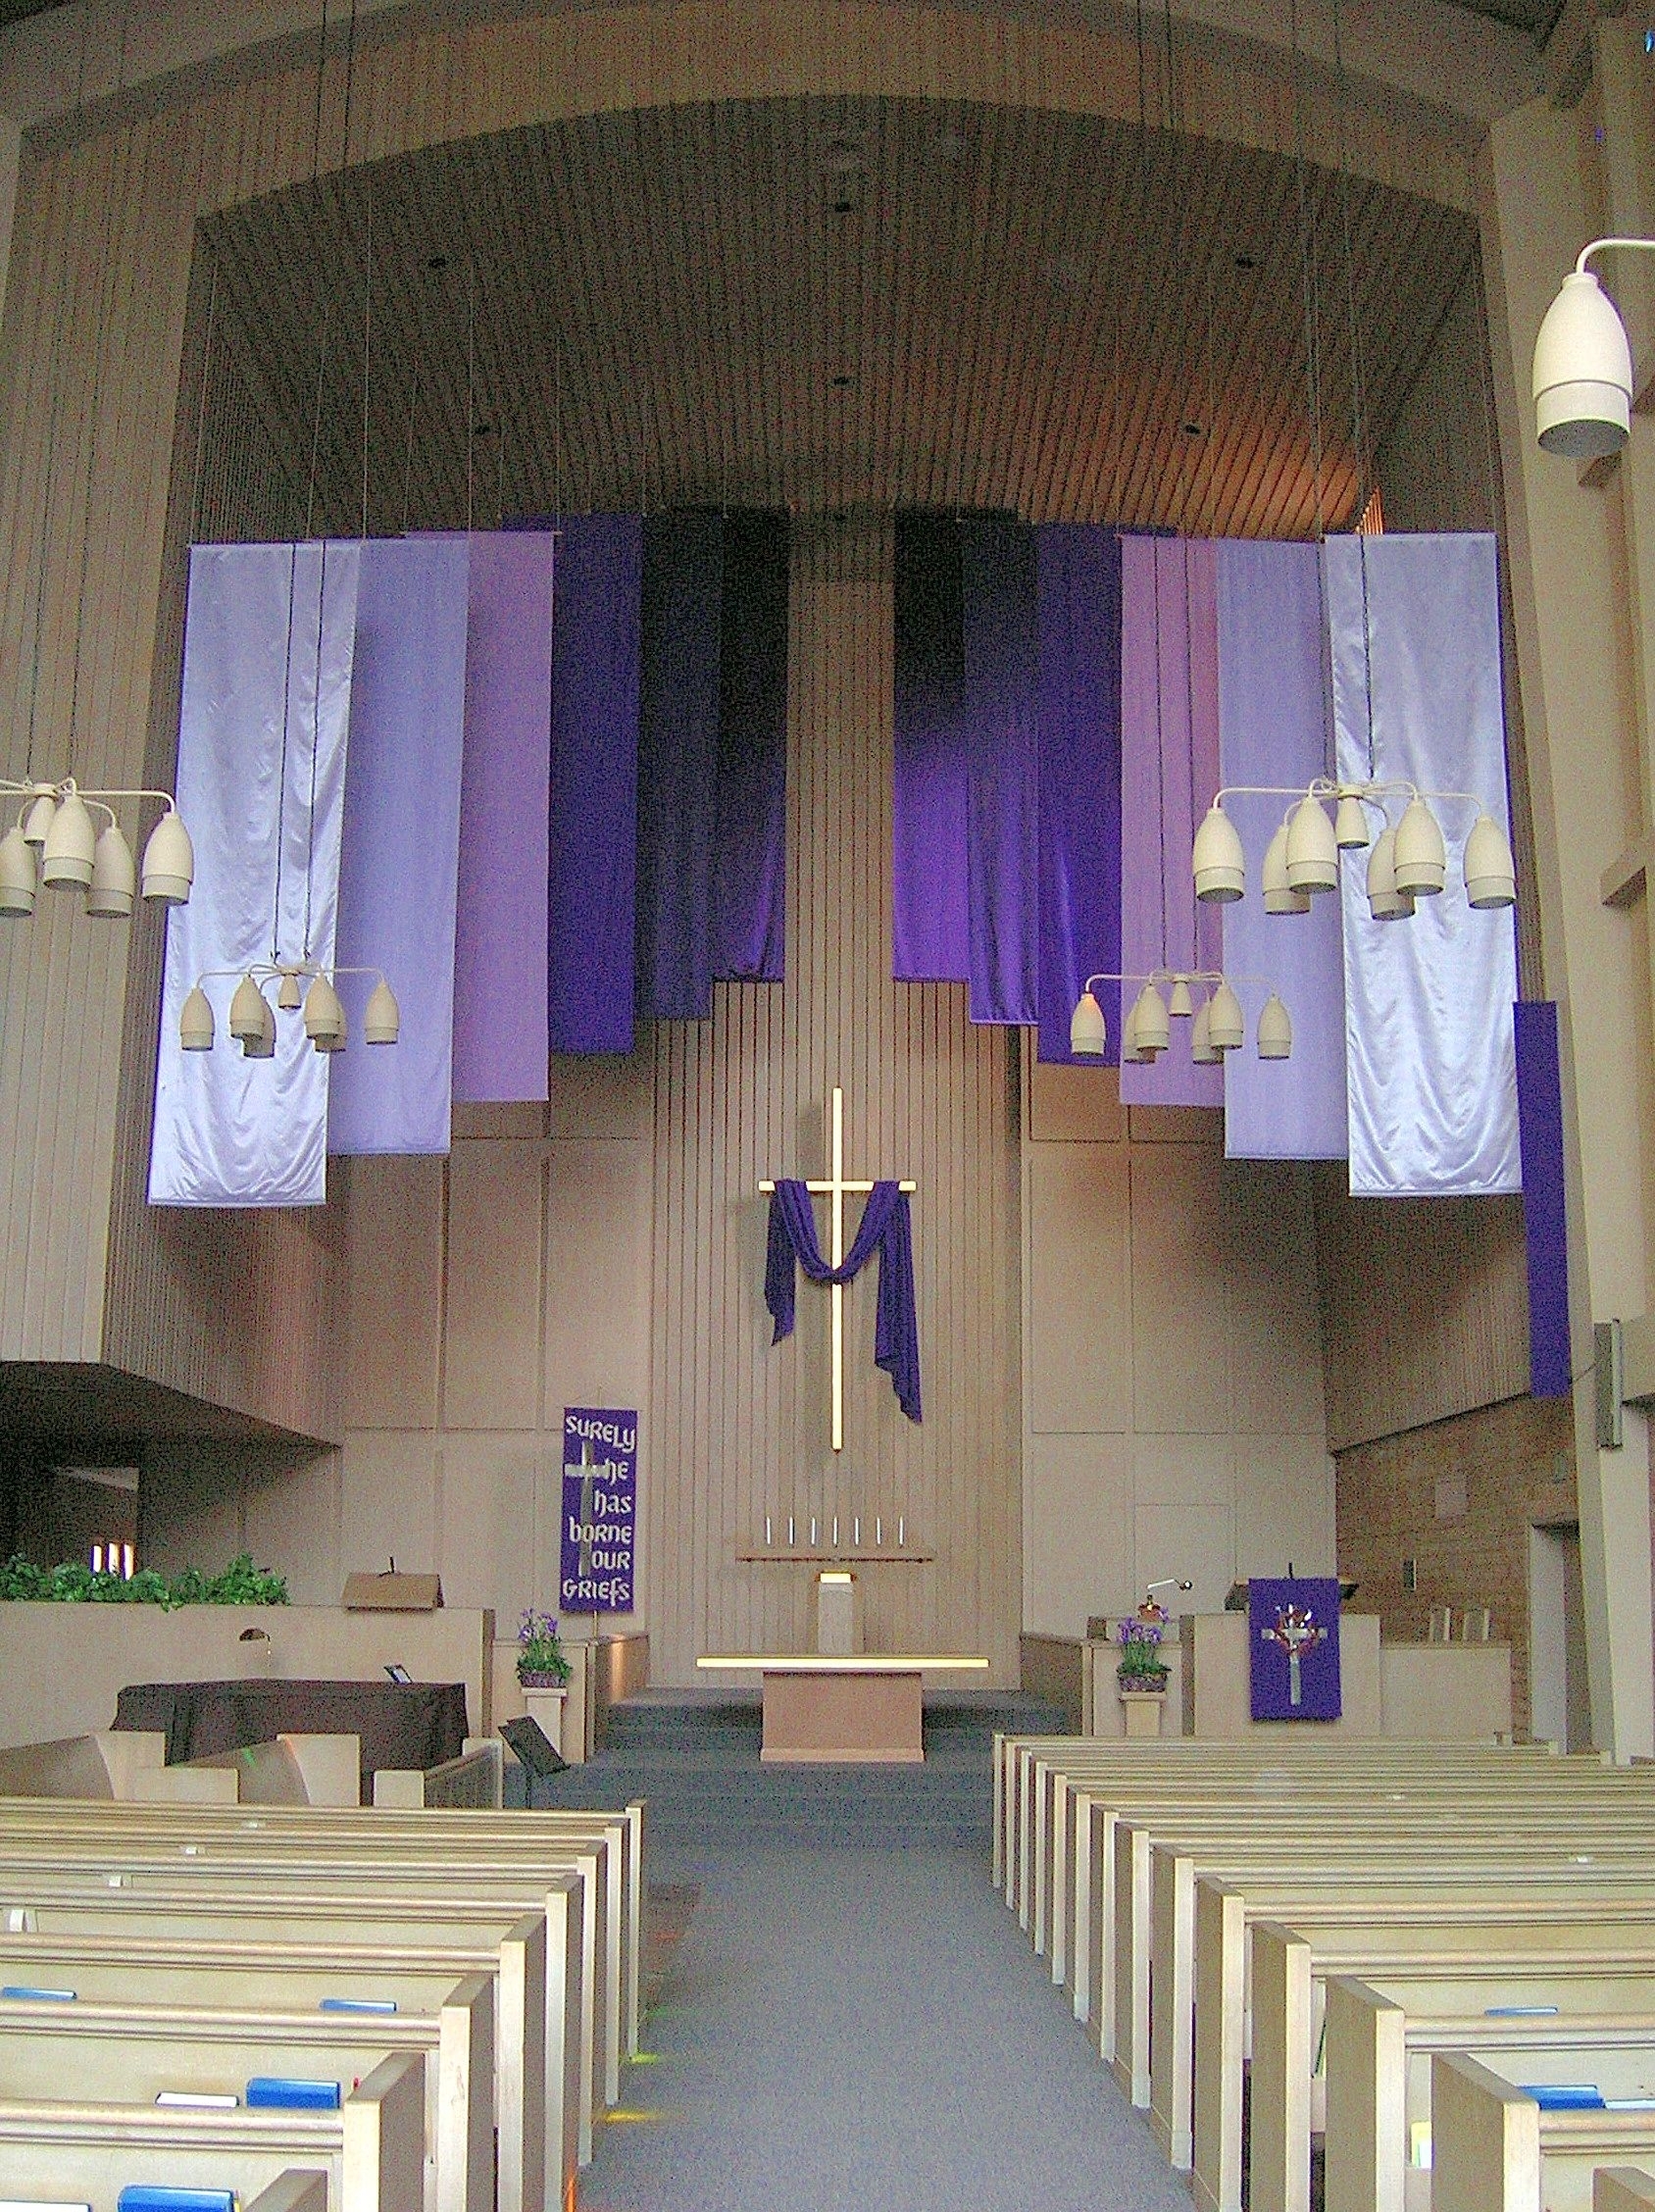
left=546, top=1698, right=1191, bottom=2211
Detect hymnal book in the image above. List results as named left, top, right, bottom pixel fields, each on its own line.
left=319, top=1994, right=395, bottom=2014
left=246, top=2075, right=341, bottom=2110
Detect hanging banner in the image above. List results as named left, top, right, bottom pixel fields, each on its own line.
left=1324, top=533, right=1521, bottom=1196
left=150, top=539, right=359, bottom=1207
left=559, top=1406, right=637, bottom=1615
left=1249, top=1576, right=1343, bottom=1721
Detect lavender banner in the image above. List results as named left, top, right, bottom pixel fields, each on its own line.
left=329, top=535, right=469, bottom=1155
left=452, top=532, right=554, bottom=1103
left=1248, top=1576, right=1343, bottom=1721
left=560, top=1406, right=637, bottom=1616
left=1216, top=539, right=1348, bottom=1158
left=1120, top=536, right=1223, bottom=1105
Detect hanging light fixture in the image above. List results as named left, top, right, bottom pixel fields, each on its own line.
left=1069, top=970, right=1291, bottom=1063
left=1261, top=823, right=1311, bottom=916
left=1365, top=827, right=1412, bottom=922
left=1532, top=239, right=1655, bottom=459
left=1284, top=795, right=1339, bottom=894
left=182, top=959, right=400, bottom=1059
left=0, top=779, right=192, bottom=919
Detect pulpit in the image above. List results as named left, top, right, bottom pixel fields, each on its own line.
left=696, top=1653, right=988, bottom=1762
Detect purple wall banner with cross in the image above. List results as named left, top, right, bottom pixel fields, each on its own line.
left=1248, top=1577, right=1342, bottom=1721
left=559, top=1407, right=637, bottom=1616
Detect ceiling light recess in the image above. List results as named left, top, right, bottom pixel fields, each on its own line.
left=179, top=960, right=400, bottom=1059
left=1069, top=970, right=1291, bottom=1064
left=1192, top=779, right=1515, bottom=923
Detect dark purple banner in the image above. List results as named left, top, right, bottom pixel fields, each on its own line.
left=559, top=1406, right=637, bottom=1615
left=1248, top=1577, right=1342, bottom=1721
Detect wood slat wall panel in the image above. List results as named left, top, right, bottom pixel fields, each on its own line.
left=645, top=518, right=1022, bottom=1684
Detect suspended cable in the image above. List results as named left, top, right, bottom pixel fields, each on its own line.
left=1330, top=0, right=1371, bottom=521
left=1288, top=0, right=1327, bottom=541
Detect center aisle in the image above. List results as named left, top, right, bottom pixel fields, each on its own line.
left=566, top=1699, right=1192, bottom=2212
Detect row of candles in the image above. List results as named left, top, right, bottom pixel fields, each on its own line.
left=761, top=1516, right=908, bottom=1549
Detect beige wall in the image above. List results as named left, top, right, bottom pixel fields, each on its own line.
left=1021, top=1063, right=1333, bottom=1638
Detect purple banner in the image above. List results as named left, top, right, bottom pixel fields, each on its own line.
left=549, top=515, right=643, bottom=1054
left=960, top=515, right=1040, bottom=1025
left=636, top=513, right=722, bottom=1019
left=893, top=514, right=969, bottom=982
left=560, top=1405, right=637, bottom=1615
left=1216, top=539, right=1348, bottom=1158
left=1249, top=1577, right=1343, bottom=1721
left=1514, top=999, right=1573, bottom=1398
left=712, top=511, right=788, bottom=982
left=1035, top=525, right=1123, bottom=1064
left=1121, top=537, right=1223, bottom=1104
left=452, top=532, right=554, bottom=1103
left=329, top=536, right=469, bottom=1154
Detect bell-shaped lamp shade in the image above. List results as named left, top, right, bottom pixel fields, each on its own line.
left=1070, top=988, right=1107, bottom=1057
left=1533, top=267, right=1633, bottom=459
left=365, top=979, right=401, bottom=1045
left=1256, top=992, right=1293, bottom=1061
left=1366, top=826, right=1413, bottom=921
left=1333, top=793, right=1371, bottom=851
left=1284, top=796, right=1338, bottom=893
left=40, top=790, right=96, bottom=889
left=1463, top=812, right=1518, bottom=910
left=179, top=982, right=215, bottom=1051
left=1392, top=796, right=1446, bottom=896
left=1262, top=823, right=1311, bottom=916
left=1192, top=803, right=1245, bottom=902
left=140, top=809, right=194, bottom=905
left=85, top=823, right=136, bottom=919
left=1207, top=979, right=1245, bottom=1051
left=1168, top=976, right=1194, bottom=1019
left=1120, top=996, right=1144, bottom=1064
left=1190, top=997, right=1221, bottom=1065
left=242, top=991, right=277, bottom=1059
left=276, top=970, right=303, bottom=1011
left=0, top=825, right=37, bottom=917
left=228, top=973, right=267, bottom=1043
left=303, top=973, right=345, bottom=1046
left=1132, top=981, right=1170, bottom=1060
left=22, top=791, right=56, bottom=848
left=315, top=1027, right=346, bottom=1053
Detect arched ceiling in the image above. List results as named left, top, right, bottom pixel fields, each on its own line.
left=194, top=91, right=1479, bottom=539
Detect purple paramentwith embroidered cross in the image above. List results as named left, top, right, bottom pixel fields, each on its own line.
left=1248, top=1576, right=1342, bottom=1721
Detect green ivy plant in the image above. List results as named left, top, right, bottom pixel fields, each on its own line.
left=0, top=1552, right=288, bottom=1609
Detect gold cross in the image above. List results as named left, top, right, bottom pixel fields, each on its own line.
left=760, top=1086, right=917, bottom=1452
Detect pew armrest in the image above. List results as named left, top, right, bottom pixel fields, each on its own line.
left=246, top=2175, right=330, bottom=2212
left=1431, top=2051, right=1541, bottom=2212
left=1597, top=2174, right=1655, bottom=2212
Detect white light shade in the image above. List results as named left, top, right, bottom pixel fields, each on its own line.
left=1207, top=979, right=1244, bottom=1051
left=1069, top=988, right=1107, bottom=1056
left=0, top=826, right=36, bottom=916
left=140, top=809, right=194, bottom=904
left=1190, top=998, right=1221, bottom=1064
left=1168, top=977, right=1193, bottom=1019
left=1192, top=803, right=1245, bottom=902
left=365, top=979, right=400, bottom=1045
left=178, top=983, right=215, bottom=1050
left=1333, top=793, right=1371, bottom=850
left=303, top=972, right=345, bottom=1045
left=1132, top=980, right=1170, bottom=1059
left=276, top=970, right=303, bottom=1011
left=315, top=1027, right=346, bottom=1053
left=1121, top=997, right=1144, bottom=1063
left=1285, top=796, right=1338, bottom=893
left=228, top=973, right=267, bottom=1042
left=1262, top=823, right=1311, bottom=915
left=85, top=823, right=135, bottom=918
left=1366, top=826, right=1413, bottom=921
left=242, top=992, right=277, bottom=1059
left=22, top=792, right=55, bottom=847
left=1532, top=268, right=1632, bottom=459
left=40, top=791, right=96, bottom=888
left=1256, top=991, right=1292, bottom=1060
left=1463, top=812, right=1518, bottom=910
left=1392, top=796, right=1446, bottom=896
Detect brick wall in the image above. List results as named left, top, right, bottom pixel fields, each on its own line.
left=1334, top=1393, right=1578, bottom=1740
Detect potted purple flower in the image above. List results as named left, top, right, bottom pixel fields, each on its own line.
left=1117, top=1615, right=1170, bottom=1736
left=517, top=1608, right=572, bottom=1689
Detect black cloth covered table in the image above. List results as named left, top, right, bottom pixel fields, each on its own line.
left=113, top=1679, right=470, bottom=1804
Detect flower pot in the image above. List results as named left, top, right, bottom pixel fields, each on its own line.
left=1118, top=1685, right=1168, bottom=1739
left=518, top=1670, right=568, bottom=1689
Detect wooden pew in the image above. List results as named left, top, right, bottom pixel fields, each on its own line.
left=0, top=1917, right=540, bottom=2212
left=0, top=2047, right=423, bottom=2212
left=0, top=1972, right=493, bottom=2212
left=1246, top=1918, right=1655, bottom=2212
left=1325, top=1971, right=1655, bottom=2212
left=1432, top=2050, right=1655, bottom=2212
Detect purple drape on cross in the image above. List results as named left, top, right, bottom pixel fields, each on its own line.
left=764, top=1180, right=922, bottom=1423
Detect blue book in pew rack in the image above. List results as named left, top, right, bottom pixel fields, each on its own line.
left=318, top=1995, right=395, bottom=2014
left=246, top=2075, right=342, bottom=2110
left=1521, top=2085, right=1605, bottom=2110
left=116, top=2191, right=236, bottom=2212
left=0, top=1985, right=75, bottom=2001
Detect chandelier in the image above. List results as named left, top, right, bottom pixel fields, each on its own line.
left=0, top=778, right=193, bottom=918
left=1069, top=969, right=1292, bottom=1065
left=179, top=959, right=400, bottom=1058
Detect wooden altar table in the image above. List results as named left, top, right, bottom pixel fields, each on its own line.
left=695, top=1654, right=988, bottom=1763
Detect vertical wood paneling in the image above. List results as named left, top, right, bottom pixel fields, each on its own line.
left=645, top=518, right=1021, bottom=1686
